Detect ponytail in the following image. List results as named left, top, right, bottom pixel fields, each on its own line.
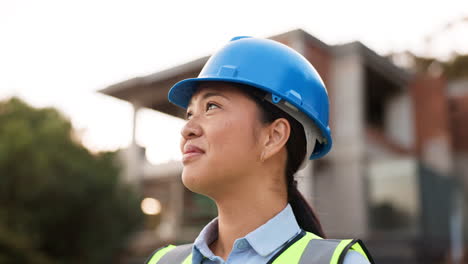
left=284, top=115, right=326, bottom=238
left=287, top=177, right=326, bottom=238
left=235, top=83, right=327, bottom=238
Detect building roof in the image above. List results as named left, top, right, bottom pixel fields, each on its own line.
left=99, top=28, right=411, bottom=118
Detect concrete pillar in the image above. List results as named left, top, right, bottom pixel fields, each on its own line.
left=157, top=178, right=184, bottom=241
left=123, top=102, right=143, bottom=186
left=316, top=46, right=368, bottom=238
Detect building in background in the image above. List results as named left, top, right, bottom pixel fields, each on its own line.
left=100, top=29, right=467, bottom=264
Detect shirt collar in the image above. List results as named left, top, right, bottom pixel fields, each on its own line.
left=192, top=203, right=301, bottom=259
left=244, top=203, right=301, bottom=256
left=193, top=217, right=219, bottom=261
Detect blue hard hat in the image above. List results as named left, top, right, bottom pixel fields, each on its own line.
left=168, top=36, right=332, bottom=159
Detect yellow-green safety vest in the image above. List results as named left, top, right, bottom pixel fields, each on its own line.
left=145, top=230, right=375, bottom=264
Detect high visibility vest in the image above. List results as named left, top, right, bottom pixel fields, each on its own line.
left=145, top=230, right=375, bottom=264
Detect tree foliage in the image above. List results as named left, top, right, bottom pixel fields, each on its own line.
left=0, top=97, right=143, bottom=264
left=389, top=52, right=468, bottom=80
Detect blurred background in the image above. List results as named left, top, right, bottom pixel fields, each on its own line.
left=1, top=0, right=467, bottom=263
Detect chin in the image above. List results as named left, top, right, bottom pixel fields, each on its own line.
left=182, top=165, right=229, bottom=199
left=181, top=167, right=210, bottom=194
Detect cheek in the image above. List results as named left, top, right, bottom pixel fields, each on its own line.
left=209, top=115, right=259, bottom=168
left=181, top=113, right=260, bottom=194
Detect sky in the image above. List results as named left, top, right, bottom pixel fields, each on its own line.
left=1, top=0, right=467, bottom=164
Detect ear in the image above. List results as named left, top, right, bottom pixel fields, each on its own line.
left=262, top=118, right=290, bottom=161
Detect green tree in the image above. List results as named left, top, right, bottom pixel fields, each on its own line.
left=0, top=97, right=143, bottom=264
left=388, top=52, right=468, bottom=80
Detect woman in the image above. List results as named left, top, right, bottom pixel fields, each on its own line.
left=146, top=36, right=374, bottom=264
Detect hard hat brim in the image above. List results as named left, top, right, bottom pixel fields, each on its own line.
left=168, top=77, right=332, bottom=159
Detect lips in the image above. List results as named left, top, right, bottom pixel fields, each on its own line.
left=183, top=144, right=205, bottom=155
left=182, top=144, right=205, bottom=163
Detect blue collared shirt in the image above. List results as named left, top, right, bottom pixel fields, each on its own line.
left=191, top=203, right=369, bottom=264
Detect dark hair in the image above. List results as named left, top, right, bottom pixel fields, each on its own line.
left=235, top=83, right=326, bottom=238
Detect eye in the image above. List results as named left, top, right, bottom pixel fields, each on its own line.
left=185, top=111, right=192, bottom=120
left=206, top=102, right=220, bottom=111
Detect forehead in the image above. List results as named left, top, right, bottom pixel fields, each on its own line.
left=188, top=82, right=245, bottom=104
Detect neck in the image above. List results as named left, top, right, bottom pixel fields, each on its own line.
left=209, top=171, right=287, bottom=260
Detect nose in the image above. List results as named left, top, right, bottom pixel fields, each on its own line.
left=181, top=118, right=202, bottom=140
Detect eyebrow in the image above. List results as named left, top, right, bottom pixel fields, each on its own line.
left=187, top=92, right=230, bottom=108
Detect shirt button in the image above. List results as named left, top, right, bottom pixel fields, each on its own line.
left=237, top=240, right=248, bottom=249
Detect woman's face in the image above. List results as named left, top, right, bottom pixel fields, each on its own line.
left=180, top=82, right=264, bottom=197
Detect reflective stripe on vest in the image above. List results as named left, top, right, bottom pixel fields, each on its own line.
left=146, top=231, right=374, bottom=264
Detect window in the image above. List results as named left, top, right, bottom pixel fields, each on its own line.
left=367, top=158, right=420, bottom=235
